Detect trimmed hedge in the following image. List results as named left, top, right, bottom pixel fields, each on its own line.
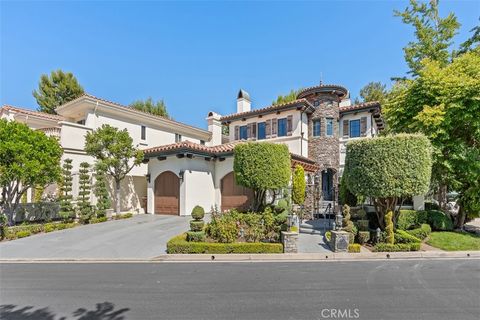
left=396, top=210, right=428, bottom=230
left=348, top=244, right=361, bottom=253
left=190, top=220, right=205, bottom=232
left=406, top=224, right=431, bottom=240
left=186, top=231, right=206, bottom=242
left=356, top=220, right=369, bottom=231
left=113, top=213, right=133, bottom=220
left=395, top=230, right=421, bottom=244
left=16, top=230, right=31, bottom=238
left=90, top=216, right=108, bottom=224
left=427, top=210, right=453, bottom=231
left=167, top=234, right=283, bottom=254
left=356, top=231, right=370, bottom=245
left=373, top=243, right=421, bottom=252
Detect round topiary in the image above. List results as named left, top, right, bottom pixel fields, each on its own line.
left=191, top=205, right=205, bottom=220
left=190, top=220, right=205, bottom=231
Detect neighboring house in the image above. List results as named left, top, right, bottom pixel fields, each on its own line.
left=144, top=84, right=387, bottom=216
left=0, top=94, right=211, bottom=213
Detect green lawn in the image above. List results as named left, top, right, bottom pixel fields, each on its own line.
left=427, top=231, right=480, bottom=251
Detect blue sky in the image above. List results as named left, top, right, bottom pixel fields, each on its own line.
left=1, top=0, right=478, bottom=129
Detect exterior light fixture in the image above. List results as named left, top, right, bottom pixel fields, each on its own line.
left=145, top=173, right=151, bottom=183
left=179, top=170, right=185, bottom=181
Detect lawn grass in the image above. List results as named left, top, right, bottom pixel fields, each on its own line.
left=427, top=231, right=480, bottom=251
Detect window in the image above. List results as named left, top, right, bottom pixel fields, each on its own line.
left=239, top=125, right=248, bottom=140
left=350, top=119, right=361, bottom=138
left=314, top=100, right=320, bottom=107
left=77, top=119, right=86, bottom=125
left=257, top=122, right=266, bottom=140
left=313, top=119, right=321, bottom=137
left=141, top=125, right=146, bottom=140
left=175, top=133, right=182, bottom=143
left=326, top=118, right=334, bottom=137
left=200, top=140, right=205, bottom=145
left=278, top=118, right=287, bottom=137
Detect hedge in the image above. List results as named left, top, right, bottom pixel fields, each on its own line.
left=348, top=244, right=361, bottom=253
left=396, top=210, right=428, bottom=230
left=406, top=224, right=431, bottom=240
left=373, top=243, right=421, bottom=252
left=427, top=210, right=453, bottom=231
left=394, top=230, right=421, bottom=244
left=167, top=234, right=283, bottom=254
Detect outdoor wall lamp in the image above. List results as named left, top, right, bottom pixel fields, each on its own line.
left=179, top=170, right=185, bottom=181
left=145, top=173, right=151, bottom=183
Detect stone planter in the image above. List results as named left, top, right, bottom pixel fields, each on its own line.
left=281, top=231, right=298, bottom=253
left=330, top=230, right=349, bottom=252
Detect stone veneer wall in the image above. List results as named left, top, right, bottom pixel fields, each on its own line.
left=303, top=93, right=340, bottom=216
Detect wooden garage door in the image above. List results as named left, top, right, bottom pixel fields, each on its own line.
left=221, top=172, right=253, bottom=212
left=155, top=171, right=180, bottom=215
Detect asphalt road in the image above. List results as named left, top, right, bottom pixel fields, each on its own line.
left=1, top=259, right=479, bottom=320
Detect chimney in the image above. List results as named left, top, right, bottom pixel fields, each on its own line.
left=206, top=111, right=222, bottom=146
left=237, top=89, right=251, bottom=113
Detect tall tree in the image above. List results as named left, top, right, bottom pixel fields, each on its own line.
left=354, top=82, right=388, bottom=105
left=0, top=120, right=63, bottom=224
left=394, top=0, right=460, bottom=75
left=272, top=89, right=302, bottom=105
left=384, top=49, right=480, bottom=228
left=456, top=19, right=480, bottom=55
left=84, top=124, right=143, bottom=215
left=292, top=165, right=306, bottom=206
left=33, top=70, right=85, bottom=114
left=130, top=97, right=169, bottom=118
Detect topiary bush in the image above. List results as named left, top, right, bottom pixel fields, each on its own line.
left=396, top=210, right=428, bottom=230
left=292, top=165, right=306, bottom=206
left=351, top=208, right=367, bottom=221
left=356, top=231, right=370, bottom=245
left=356, top=219, right=369, bottom=231
left=191, top=205, right=205, bottom=220
left=427, top=210, right=453, bottom=231
left=190, top=220, right=205, bottom=232
left=186, top=231, right=206, bottom=242
left=373, top=243, right=420, bottom=252
left=406, top=223, right=431, bottom=240
left=385, top=211, right=394, bottom=244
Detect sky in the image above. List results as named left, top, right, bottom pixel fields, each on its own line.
left=1, top=0, right=479, bottom=129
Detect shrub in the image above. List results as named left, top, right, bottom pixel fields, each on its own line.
left=59, top=159, right=75, bottom=222
left=190, top=220, right=205, bottom=232
left=186, top=231, right=206, bottom=242
left=348, top=244, right=361, bottom=253
left=339, top=173, right=357, bottom=206
left=385, top=211, right=394, bottom=244
left=373, top=243, right=420, bottom=252
left=395, top=230, right=421, bottom=244
left=113, top=213, right=133, bottom=220
left=276, top=199, right=289, bottom=214
left=44, top=224, right=56, bottom=233
left=234, top=142, right=291, bottom=211
left=16, top=230, right=32, bottom=238
left=191, top=206, right=205, bottom=220
left=396, top=210, right=428, bottom=230
left=356, top=219, right=369, bottom=231
left=292, top=165, right=306, bottom=205
left=90, top=216, right=108, bottom=224
left=290, top=226, right=299, bottom=232
left=77, top=162, right=93, bottom=224
left=406, top=224, right=431, bottom=240
left=427, top=210, right=453, bottom=231
left=351, top=209, right=367, bottom=221
left=206, top=212, right=238, bottom=243
left=344, top=134, right=432, bottom=229
left=167, top=234, right=283, bottom=254
left=325, top=231, right=332, bottom=242
left=356, top=231, right=370, bottom=245
left=93, top=161, right=111, bottom=218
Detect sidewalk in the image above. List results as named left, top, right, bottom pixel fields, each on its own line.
left=1, top=250, right=478, bottom=263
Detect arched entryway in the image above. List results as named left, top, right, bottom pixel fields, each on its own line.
left=154, top=171, right=180, bottom=215
left=322, top=168, right=335, bottom=201
left=221, top=172, right=253, bottom=212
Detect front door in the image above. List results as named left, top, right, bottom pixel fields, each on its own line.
left=322, top=170, right=333, bottom=201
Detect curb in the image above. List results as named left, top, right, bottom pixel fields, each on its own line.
left=0, top=251, right=478, bottom=263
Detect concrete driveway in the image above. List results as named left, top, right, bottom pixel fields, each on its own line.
left=0, top=214, right=189, bottom=260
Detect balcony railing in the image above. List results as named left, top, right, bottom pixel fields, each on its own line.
left=38, top=127, right=61, bottom=138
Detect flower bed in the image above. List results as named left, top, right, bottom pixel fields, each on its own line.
left=167, top=233, right=283, bottom=254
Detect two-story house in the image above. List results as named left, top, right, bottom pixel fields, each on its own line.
left=1, top=94, right=211, bottom=213
left=144, top=84, right=385, bottom=216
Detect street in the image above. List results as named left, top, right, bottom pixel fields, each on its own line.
left=0, top=259, right=479, bottom=320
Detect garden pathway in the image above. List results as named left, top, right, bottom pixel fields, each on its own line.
left=297, top=219, right=332, bottom=253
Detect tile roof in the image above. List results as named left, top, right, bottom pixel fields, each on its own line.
left=339, top=101, right=381, bottom=113
left=220, top=99, right=313, bottom=122
left=60, top=93, right=210, bottom=135
left=144, top=140, right=320, bottom=172
left=1, top=105, right=65, bottom=121
left=297, top=84, right=349, bottom=99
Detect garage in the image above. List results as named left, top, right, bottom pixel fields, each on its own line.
left=154, top=171, right=180, bottom=215
left=220, top=171, right=253, bottom=212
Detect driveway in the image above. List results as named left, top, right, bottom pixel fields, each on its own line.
left=0, top=214, right=189, bottom=260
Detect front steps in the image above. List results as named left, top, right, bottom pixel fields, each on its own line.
left=299, top=219, right=332, bottom=235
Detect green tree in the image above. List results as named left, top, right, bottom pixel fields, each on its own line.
left=385, top=211, right=394, bottom=244
left=33, top=185, right=44, bottom=203
left=384, top=49, right=480, bottom=228
left=234, top=143, right=291, bottom=211
left=272, top=89, right=301, bottom=105
left=292, top=165, right=306, bottom=205
left=59, top=159, right=74, bottom=221
left=32, top=70, right=84, bottom=114
left=85, top=124, right=144, bottom=215
left=130, top=97, right=169, bottom=118
left=344, top=134, right=432, bottom=229
left=77, top=162, right=93, bottom=223
left=354, top=82, right=388, bottom=105
left=0, top=120, right=62, bottom=223
left=394, top=0, right=460, bottom=75
left=93, top=161, right=111, bottom=218
left=456, top=19, right=480, bottom=55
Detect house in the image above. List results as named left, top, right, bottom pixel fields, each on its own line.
left=144, top=84, right=386, bottom=216
left=1, top=94, right=211, bottom=213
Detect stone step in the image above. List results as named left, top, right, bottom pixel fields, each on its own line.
left=299, top=228, right=323, bottom=235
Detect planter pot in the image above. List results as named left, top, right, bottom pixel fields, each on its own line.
left=106, top=209, right=114, bottom=219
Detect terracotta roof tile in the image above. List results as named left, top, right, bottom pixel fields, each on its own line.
left=1, top=105, right=65, bottom=121
left=339, top=101, right=381, bottom=113
left=220, top=99, right=313, bottom=122
left=297, top=84, right=349, bottom=99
